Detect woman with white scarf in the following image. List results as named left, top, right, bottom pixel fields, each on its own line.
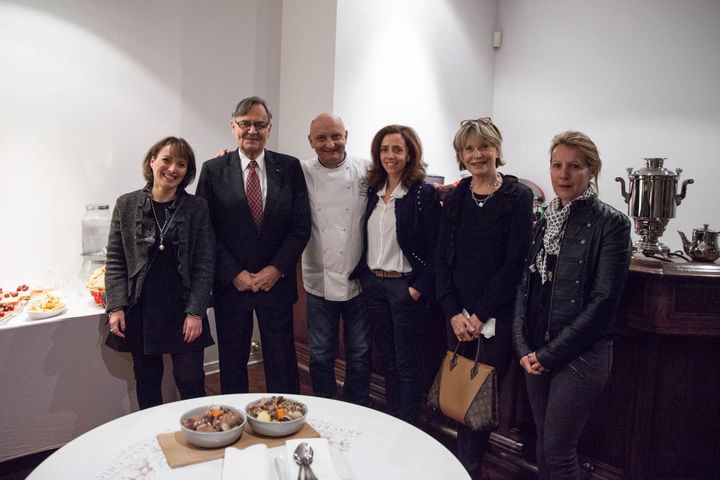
left=512, top=131, right=632, bottom=479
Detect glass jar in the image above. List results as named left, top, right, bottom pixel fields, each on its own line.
left=82, top=204, right=111, bottom=258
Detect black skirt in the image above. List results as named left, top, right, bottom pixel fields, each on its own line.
left=106, top=201, right=214, bottom=355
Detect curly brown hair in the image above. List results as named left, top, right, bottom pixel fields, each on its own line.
left=366, top=124, right=427, bottom=189
left=142, top=137, right=196, bottom=190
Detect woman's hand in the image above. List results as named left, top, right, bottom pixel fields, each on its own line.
left=183, top=315, right=202, bottom=343
left=408, top=286, right=421, bottom=302
left=450, top=313, right=483, bottom=341
left=108, top=310, right=126, bottom=338
left=520, top=351, right=547, bottom=375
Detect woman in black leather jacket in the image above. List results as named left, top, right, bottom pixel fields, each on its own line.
left=350, top=124, right=440, bottom=425
left=105, top=137, right=215, bottom=409
left=512, top=131, right=631, bottom=479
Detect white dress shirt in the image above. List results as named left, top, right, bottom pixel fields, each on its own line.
left=301, top=155, right=369, bottom=301
left=239, top=149, right=267, bottom=206
left=366, top=182, right=412, bottom=273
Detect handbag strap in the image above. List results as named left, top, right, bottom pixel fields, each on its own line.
left=450, top=339, right=489, bottom=380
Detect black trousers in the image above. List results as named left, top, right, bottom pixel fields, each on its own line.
left=214, top=305, right=300, bottom=395
left=131, top=349, right=206, bottom=410
left=362, top=273, right=426, bottom=425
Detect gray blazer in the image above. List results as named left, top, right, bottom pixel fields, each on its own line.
left=104, top=184, right=215, bottom=316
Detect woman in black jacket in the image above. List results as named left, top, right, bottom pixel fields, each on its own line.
left=435, top=118, right=533, bottom=475
left=105, top=137, right=215, bottom=409
left=513, top=131, right=631, bottom=479
left=351, top=124, right=440, bottom=425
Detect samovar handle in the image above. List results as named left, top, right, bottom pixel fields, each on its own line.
left=675, top=168, right=695, bottom=205
left=615, top=176, right=630, bottom=203
left=675, top=177, right=694, bottom=206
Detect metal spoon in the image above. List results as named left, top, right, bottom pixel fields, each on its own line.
left=293, top=442, right=317, bottom=480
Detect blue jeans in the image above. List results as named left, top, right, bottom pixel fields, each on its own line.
left=306, top=292, right=371, bottom=405
left=361, top=273, right=426, bottom=425
left=525, top=337, right=613, bottom=480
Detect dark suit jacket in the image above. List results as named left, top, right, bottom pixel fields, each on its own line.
left=350, top=180, right=441, bottom=298
left=196, top=149, right=310, bottom=311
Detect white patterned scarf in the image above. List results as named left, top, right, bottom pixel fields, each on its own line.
left=534, top=189, right=595, bottom=283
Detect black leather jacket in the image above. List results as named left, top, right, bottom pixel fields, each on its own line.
left=105, top=184, right=215, bottom=316
left=512, top=196, right=632, bottom=370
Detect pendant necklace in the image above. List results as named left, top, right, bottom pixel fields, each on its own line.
left=471, top=173, right=502, bottom=208
left=150, top=196, right=180, bottom=251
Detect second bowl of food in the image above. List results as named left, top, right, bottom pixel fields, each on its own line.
left=245, top=396, right=307, bottom=437
left=180, top=405, right=246, bottom=448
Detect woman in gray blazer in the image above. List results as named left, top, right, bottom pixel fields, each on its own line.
left=105, top=137, right=215, bottom=409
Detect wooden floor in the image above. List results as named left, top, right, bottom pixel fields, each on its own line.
left=1, top=362, right=506, bottom=480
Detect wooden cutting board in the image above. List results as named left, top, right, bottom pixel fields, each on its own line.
left=157, top=422, right=320, bottom=468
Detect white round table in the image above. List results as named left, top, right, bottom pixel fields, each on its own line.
left=28, top=393, right=470, bottom=479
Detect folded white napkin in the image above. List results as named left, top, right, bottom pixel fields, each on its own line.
left=481, top=317, right=496, bottom=338
left=285, top=438, right=341, bottom=480
left=223, top=444, right=277, bottom=480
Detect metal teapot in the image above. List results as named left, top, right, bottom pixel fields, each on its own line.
left=615, top=158, right=693, bottom=255
left=678, top=224, right=719, bottom=262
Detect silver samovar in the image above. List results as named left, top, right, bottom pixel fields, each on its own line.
left=615, top=158, right=693, bottom=256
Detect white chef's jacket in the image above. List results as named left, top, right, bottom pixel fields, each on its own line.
left=301, top=155, right=369, bottom=301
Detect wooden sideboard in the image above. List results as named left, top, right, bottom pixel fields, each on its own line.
left=291, top=257, right=720, bottom=479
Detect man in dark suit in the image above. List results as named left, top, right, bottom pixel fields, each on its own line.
left=197, top=96, right=310, bottom=394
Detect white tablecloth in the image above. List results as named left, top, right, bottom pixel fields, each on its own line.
left=27, top=394, right=470, bottom=480
left=0, top=296, right=179, bottom=462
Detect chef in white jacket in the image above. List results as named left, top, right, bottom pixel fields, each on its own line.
left=301, top=113, right=371, bottom=406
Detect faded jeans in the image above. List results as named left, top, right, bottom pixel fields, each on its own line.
left=307, top=292, right=371, bottom=405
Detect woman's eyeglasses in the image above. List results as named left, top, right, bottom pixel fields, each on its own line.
left=460, top=117, right=500, bottom=136
left=461, top=117, right=493, bottom=127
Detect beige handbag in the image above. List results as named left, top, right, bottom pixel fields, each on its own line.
left=427, top=339, right=498, bottom=431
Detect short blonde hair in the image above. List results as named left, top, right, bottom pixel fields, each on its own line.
left=453, top=118, right=504, bottom=170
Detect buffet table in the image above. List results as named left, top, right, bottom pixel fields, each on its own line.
left=28, top=393, right=470, bottom=479
left=0, top=295, right=180, bottom=462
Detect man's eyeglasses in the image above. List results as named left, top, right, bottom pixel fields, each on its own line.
left=234, top=120, right=270, bottom=131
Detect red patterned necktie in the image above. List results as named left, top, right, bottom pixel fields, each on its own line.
left=246, top=160, right=263, bottom=227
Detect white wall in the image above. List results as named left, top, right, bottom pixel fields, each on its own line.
left=3, top=0, right=719, bottom=287
left=0, top=0, right=282, bottom=285
left=493, top=0, right=720, bottom=251
left=334, top=0, right=498, bottom=181
left=277, top=0, right=337, bottom=159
